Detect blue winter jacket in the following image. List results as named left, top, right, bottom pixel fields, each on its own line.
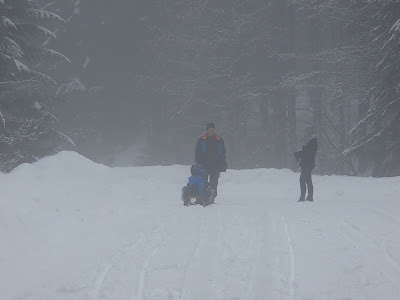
left=187, top=176, right=205, bottom=196
left=195, top=133, right=227, bottom=172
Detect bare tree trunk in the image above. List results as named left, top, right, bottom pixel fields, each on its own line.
left=338, top=96, right=346, bottom=174
left=287, top=3, right=297, bottom=170
left=271, top=91, right=287, bottom=168
left=358, top=93, right=370, bottom=173
left=260, top=91, right=270, bottom=167
left=287, top=90, right=296, bottom=170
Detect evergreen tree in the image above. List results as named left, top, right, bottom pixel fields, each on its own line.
left=0, top=0, right=70, bottom=171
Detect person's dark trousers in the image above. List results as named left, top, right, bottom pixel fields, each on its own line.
left=300, top=167, right=314, bottom=199
left=205, top=169, right=220, bottom=199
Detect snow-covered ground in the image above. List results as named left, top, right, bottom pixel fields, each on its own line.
left=1, top=151, right=399, bottom=300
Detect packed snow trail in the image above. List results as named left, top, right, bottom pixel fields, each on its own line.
left=1, top=152, right=400, bottom=300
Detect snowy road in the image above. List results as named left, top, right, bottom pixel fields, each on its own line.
left=1, top=152, right=399, bottom=300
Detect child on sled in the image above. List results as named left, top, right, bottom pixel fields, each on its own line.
left=182, top=164, right=214, bottom=206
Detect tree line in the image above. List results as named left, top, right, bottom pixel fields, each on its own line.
left=1, top=0, right=399, bottom=176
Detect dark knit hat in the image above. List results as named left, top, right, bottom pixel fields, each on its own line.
left=206, top=122, right=216, bottom=130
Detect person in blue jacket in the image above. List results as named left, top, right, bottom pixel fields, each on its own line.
left=187, top=164, right=206, bottom=198
left=182, top=164, right=214, bottom=206
left=195, top=122, right=227, bottom=202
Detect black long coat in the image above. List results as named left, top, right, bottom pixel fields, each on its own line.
left=295, top=138, right=318, bottom=169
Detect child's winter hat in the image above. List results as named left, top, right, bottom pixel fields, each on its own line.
left=191, top=164, right=205, bottom=176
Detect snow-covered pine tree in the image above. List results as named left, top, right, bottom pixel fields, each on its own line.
left=0, top=0, right=71, bottom=172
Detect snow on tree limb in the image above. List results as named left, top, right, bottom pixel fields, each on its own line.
left=31, top=71, right=57, bottom=85
left=16, top=24, right=57, bottom=39
left=0, top=110, right=5, bottom=129
left=0, top=37, right=23, bottom=58
left=27, top=9, right=66, bottom=23
left=349, top=109, right=375, bottom=137
left=56, top=77, right=86, bottom=96
left=57, top=131, right=76, bottom=146
left=41, top=48, right=71, bottom=63
left=13, top=58, right=31, bottom=72
left=42, top=2, right=56, bottom=10
left=0, top=16, right=17, bottom=31
left=0, top=53, right=25, bottom=72
left=390, top=19, right=400, bottom=34
left=37, top=26, right=56, bottom=38
left=343, top=132, right=383, bottom=158
left=382, top=99, right=400, bottom=118
left=0, top=79, right=45, bottom=91
left=23, top=0, right=41, bottom=9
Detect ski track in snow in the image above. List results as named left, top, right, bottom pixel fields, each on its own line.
left=88, top=262, right=112, bottom=300
left=342, top=218, right=400, bottom=285
left=282, top=217, right=295, bottom=300
left=178, top=215, right=204, bottom=300
left=87, top=230, right=150, bottom=300
left=2, top=152, right=400, bottom=300
left=211, top=206, right=224, bottom=300
left=365, top=207, right=400, bottom=227
left=87, top=221, right=186, bottom=300
left=88, top=229, right=153, bottom=299
left=136, top=228, right=164, bottom=300
left=243, top=213, right=266, bottom=300
left=179, top=214, right=209, bottom=300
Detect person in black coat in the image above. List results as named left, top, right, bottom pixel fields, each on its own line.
left=294, top=125, right=318, bottom=201
left=195, top=122, right=227, bottom=202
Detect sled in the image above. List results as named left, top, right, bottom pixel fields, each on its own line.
left=182, top=185, right=214, bottom=207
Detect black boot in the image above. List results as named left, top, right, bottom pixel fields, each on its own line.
left=306, top=195, right=313, bottom=202
left=298, top=196, right=305, bottom=202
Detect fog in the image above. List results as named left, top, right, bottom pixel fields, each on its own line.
left=1, top=0, right=399, bottom=176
